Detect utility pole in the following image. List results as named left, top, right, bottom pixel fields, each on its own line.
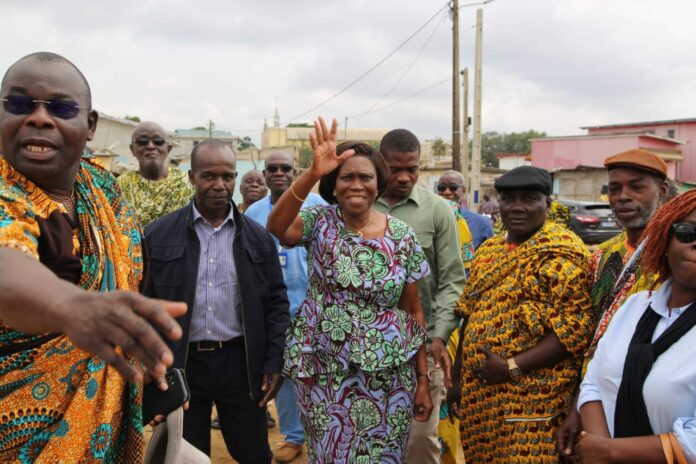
left=451, top=0, right=461, bottom=171
left=471, top=8, right=483, bottom=208
left=344, top=116, right=348, bottom=140
left=462, top=67, right=470, bottom=204
left=208, top=119, right=215, bottom=139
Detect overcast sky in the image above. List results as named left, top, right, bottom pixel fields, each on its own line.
left=2, top=0, right=695, bottom=144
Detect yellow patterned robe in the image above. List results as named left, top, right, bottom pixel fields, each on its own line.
left=0, top=156, right=144, bottom=463
left=456, top=222, right=594, bottom=463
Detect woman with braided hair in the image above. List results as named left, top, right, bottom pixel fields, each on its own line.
left=577, top=189, right=696, bottom=463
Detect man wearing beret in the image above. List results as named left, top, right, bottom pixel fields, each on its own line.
left=556, top=148, right=669, bottom=461
left=451, top=166, right=594, bottom=463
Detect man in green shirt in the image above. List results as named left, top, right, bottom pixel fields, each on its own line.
left=117, top=121, right=193, bottom=227
left=373, top=129, right=466, bottom=464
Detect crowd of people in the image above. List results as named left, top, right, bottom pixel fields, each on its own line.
left=1, top=51, right=695, bottom=464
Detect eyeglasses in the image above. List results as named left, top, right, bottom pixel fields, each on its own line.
left=437, top=183, right=461, bottom=192
left=133, top=136, right=167, bottom=147
left=1, top=95, right=88, bottom=119
left=671, top=223, right=696, bottom=244
left=266, top=164, right=293, bottom=173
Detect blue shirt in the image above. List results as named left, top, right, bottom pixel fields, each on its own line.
left=460, top=207, right=493, bottom=250
left=190, top=202, right=242, bottom=342
left=245, top=193, right=327, bottom=315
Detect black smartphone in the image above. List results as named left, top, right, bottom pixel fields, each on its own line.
left=142, top=368, right=191, bottom=425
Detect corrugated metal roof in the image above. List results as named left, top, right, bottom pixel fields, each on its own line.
left=581, top=117, right=696, bottom=130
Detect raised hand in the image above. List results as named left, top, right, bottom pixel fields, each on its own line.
left=308, top=117, right=355, bottom=177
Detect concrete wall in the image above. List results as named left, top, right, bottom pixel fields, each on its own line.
left=554, top=169, right=608, bottom=201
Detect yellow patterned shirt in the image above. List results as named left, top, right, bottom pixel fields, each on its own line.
left=456, top=221, right=594, bottom=463
left=117, top=167, right=193, bottom=226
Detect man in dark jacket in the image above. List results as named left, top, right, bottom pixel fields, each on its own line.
left=143, top=139, right=289, bottom=463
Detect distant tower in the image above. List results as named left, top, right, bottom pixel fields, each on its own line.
left=263, top=118, right=268, bottom=131
left=273, top=99, right=280, bottom=129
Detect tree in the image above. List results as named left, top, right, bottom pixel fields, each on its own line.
left=298, top=145, right=313, bottom=169
left=191, top=126, right=206, bottom=131
left=286, top=123, right=313, bottom=128
left=432, top=137, right=448, bottom=158
left=124, top=115, right=140, bottom=123
left=237, top=136, right=256, bottom=151
left=474, top=130, right=546, bottom=167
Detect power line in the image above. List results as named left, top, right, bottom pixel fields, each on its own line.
left=349, top=76, right=451, bottom=121
left=459, top=0, right=495, bottom=10
left=349, top=9, right=448, bottom=120
left=282, top=2, right=450, bottom=125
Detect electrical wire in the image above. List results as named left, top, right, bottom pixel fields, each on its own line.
left=348, top=9, right=448, bottom=119
left=282, top=2, right=450, bottom=124
left=349, top=76, right=451, bottom=121
left=459, top=0, right=494, bottom=10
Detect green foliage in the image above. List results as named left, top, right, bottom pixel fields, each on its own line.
left=191, top=126, right=206, bottom=131
left=286, top=123, right=313, bottom=128
left=473, top=130, right=546, bottom=167
left=431, top=137, right=448, bottom=158
left=299, top=145, right=313, bottom=168
left=237, top=136, right=256, bottom=150
left=124, top=115, right=140, bottom=123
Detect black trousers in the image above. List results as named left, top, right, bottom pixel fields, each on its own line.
left=183, top=339, right=271, bottom=463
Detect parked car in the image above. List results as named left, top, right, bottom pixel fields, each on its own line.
left=558, top=199, right=622, bottom=245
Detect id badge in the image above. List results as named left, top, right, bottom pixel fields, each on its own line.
left=279, top=251, right=288, bottom=269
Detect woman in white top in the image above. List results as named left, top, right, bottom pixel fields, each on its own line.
left=577, top=189, right=696, bottom=463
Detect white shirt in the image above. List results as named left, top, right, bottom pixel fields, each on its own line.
left=578, top=280, right=696, bottom=461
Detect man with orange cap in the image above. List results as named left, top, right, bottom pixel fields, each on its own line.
left=557, top=148, right=670, bottom=462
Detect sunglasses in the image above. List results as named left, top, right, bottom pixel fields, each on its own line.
left=266, top=164, right=293, bottom=173
left=133, top=136, right=167, bottom=147
left=671, top=223, right=696, bottom=244
left=437, top=183, right=461, bottom=192
left=2, top=95, right=88, bottom=119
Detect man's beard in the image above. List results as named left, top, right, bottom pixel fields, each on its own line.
left=614, top=196, right=660, bottom=231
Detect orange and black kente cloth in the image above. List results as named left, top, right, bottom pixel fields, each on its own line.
left=455, top=221, right=594, bottom=463
left=0, top=155, right=144, bottom=463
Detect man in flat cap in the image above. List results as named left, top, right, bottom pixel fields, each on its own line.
left=450, top=165, right=594, bottom=463
left=557, top=148, right=669, bottom=461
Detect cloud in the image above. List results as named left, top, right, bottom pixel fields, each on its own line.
left=1, top=0, right=695, bottom=145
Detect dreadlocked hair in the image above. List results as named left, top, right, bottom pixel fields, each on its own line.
left=640, top=189, right=696, bottom=286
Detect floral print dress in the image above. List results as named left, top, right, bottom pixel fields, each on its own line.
left=283, top=205, right=429, bottom=464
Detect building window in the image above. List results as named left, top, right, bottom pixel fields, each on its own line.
left=667, top=129, right=675, bottom=138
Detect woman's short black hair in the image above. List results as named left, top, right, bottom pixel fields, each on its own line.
left=318, top=141, right=389, bottom=205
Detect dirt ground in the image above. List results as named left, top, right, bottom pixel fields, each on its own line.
left=144, top=400, right=308, bottom=464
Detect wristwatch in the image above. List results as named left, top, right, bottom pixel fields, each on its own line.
left=507, top=357, right=522, bottom=382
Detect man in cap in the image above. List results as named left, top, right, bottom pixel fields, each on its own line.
left=451, top=165, right=593, bottom=463
left=556, top=148, right=669, bottom=461
left=117, top=121, right=193, bottom=227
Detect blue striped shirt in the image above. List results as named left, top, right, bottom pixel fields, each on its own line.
left=189, top=203, right=242, bottom=342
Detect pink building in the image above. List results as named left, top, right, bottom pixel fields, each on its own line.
left=531, top=118, right=696, bottom=183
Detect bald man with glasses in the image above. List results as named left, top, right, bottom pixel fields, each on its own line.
left=117, top=121, right=193, bottom=226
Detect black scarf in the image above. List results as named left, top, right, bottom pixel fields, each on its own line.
left=614, top=301, right=696, bottom=437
